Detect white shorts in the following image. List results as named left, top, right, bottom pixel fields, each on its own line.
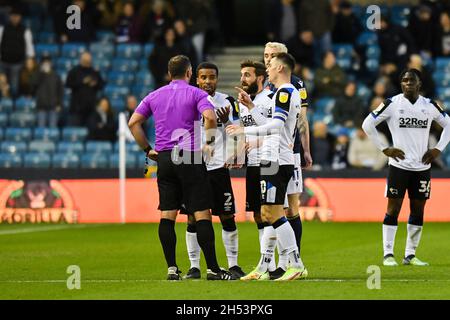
left=284, top=154, right=303, bottom=208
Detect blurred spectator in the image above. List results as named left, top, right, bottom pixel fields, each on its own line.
left=18, top=57, right=38, bottom=96
left=115, top=1, right=142, bottom=43
left=61, top=0, right=96, bottom=43
left=123, top=94, right=147, bottom=142
left=0, top=7, right=35, bottom=96
left=286, top=30, right=315, bottom=70
left=0, top=72, right=10, bottom=97
left=407, top=54, right=435, bottom=97
left=143, top=0, right=174, bottom=43
left=298, top=0, right=338, bottom=67
left=332, top=81, right=365, bottom=128
left=311, top=121, right=335, bottom=169
left=313, top=51, right=347, bottom=98
left=408, top=4, right=436, bottom=57
left=348, top=127, right=388, bottom=170
left=175, top=0, right=212, bottom=63
left=87, top=97, right=116, bottom=142
left=265, top=0, right=297, bottom=43
left=148, top=28, right=182, bottom=88
left=174, top=19, right=198, bottom=68
left=95, top=0, right=123, bottom=29
left=434, top=10, right=450, bottom=57
left=331, top=127, right=349, bottom=170
left=332, top=1, right=362, bottom=44
left=370, top=78, right=389, bottom=101
left=33, top=57, right=64, bottom=128
left=377, top=15, right=416, bottom=71
left=66, top=52, right=105, bottom=126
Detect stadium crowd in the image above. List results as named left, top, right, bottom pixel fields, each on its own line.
left=0, top=0, right=450, bottom=170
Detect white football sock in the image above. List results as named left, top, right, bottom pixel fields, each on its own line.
left=277, top=239, right=289, bottom=270
left=383, top=224, right=398, bottom=257
left=256, top=226, right=277, bottom=273
left=275, top=221, right=304, bottom=269
left=222, top=229, right=238, bottom=268
left=186, top=231, right=201, bottom=269
left=258, top=227, right=264, bottom=251
left=405, top=224, right=423, bottom=258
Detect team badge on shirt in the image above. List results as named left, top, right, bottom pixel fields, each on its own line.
left=299, top=88, right=307, bottom=100
left=279, top=92, right=289, bottom=103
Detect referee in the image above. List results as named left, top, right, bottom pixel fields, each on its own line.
left=128, top=55, right=232, bottom=280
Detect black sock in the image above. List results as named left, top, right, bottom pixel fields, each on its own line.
left=196, top=219, right=220, bottom=272
left=158, top=219, right=177, bottom=268
left=288, top=214, right=302, bottom=254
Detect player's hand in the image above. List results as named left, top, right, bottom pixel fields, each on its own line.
left=303, top=151, right=313, bottom=169
left=147, top=150, right=158, bottom=162
left=226, top=124, right=244, bottom=136
left=382, top=147, right=405, bottom=162
left=235, top=87, right=255, bottom=110
left=216, top=106, right=230, bottom=125
left=422, top=148, right=441, bottom=165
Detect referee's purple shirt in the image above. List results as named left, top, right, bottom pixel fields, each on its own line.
left=135, top=79, right=214, bottom=152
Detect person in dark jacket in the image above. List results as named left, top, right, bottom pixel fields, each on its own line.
left=33, top=56, right=64, bottom=127
left=332, top=81, right=365, bottom=128
left=87, top=96, right=116, bottom=142
left=0, top=7, right=35, bottom=96
left=115, top=1, right=142, bottom=43
left=66, top=51, right=105, bottom=125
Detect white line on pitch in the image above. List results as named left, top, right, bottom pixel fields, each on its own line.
left=0, top=224, right=105, bottom=236
left=1, top=279, right=450, bottom=284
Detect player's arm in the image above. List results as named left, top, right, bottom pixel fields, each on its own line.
left=362, top=99, right=405, bottom=161
left=128, top=112, right=157, bottom=161
left=298, top=105, right=312, bottom=168
left=423, top=101, right=450, bottom=164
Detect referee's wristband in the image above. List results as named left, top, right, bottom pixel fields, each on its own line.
left=144, top=145, right=152, bottom=154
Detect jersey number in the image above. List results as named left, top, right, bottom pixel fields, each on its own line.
left=418, top=181, right=430, bottom=193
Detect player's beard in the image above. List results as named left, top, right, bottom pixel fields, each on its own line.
left=242, top=81, right=258, bottom=95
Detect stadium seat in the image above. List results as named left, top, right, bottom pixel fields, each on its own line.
left=1, top=141, right=27, bottom=154
left=81, top=153, right=109, bottom=168
left=85, top=141, right=113, bottom=153
left=333, top=44, right=353, bottom=58
left=336, top=57, right=352, bottom=71
left=366, top=45, right=380, bottom=59
left=357, top=83, right=371, bottom=104
left=92, top=58, right=112, bottom=73
left=104, top=85, right=130, bottom=100
left=0, top=153, right=22, bottom=168
left=436, top=58, right=450, bottom=72
left=116, top=43, right=142, bottom=59
left=90, top=42, right=115, bottom=58
left=52, top=153, right=80, bottom=169
left=9, top=112, right=36, bottom=127
left=136, top=71, right=154, bottom=86
left=41, top=17, right=54, bottom=32
left=35, top=43, right=60, bottom=59
left=15, top=97, right=36, bottom=111
left=61, top=43, right=87, bottom=58
left=144, top=43, right=154, bottom=57
left=96, top=30, right=115, bottom=43
left=28, top=140, right=56, bottom=153
left=5, top=128, right=32, bottom=142
left=366, top=58, right=379, bottom=73
left=114, top=142, right=142, bottom=153
left=56, top=57, right=79, bottom=71
left=38, top=31, right=56, bottom=44
left=110, top=98, right=125, bottom=114
left=108, top=71, right=135, bottom=86
left=109, top=153, right=137, bottom=169
left=111, top=58, right=139, bottom=72
left=314, top=97, right=336, bottom=115
left=57, top=141, right=84, bottom=154
left=131, top=85, right=150, bottom=100
left=33, top=127, right=60, bottom=142
left=391, top=5, right=410, bottom=27
left=0, top=128, right=3, bottom=140
left=139, top=58, right=148, bottom=69
left=0, top=112, right=7, bottom=127
left=356, top=31, right=378, bottom=47
left=23, top=152, right=51, bottom=168
left=62, top=127, right=88, bottom=142
left=437, top=87, right=450, bottom=101
left=445, top=153, right=450, bottom=167
left=0, top=98, right=13, bottom=112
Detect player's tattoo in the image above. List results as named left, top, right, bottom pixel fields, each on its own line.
left=298, top=115, right=308, bottom=135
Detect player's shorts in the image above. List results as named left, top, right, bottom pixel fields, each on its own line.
left=246, top=165, right=261, bottom=213
left=260, top=161, right=294, bottom=206
left=286, top=153, right=303, bottom=195
left=206, top=167, right=236, bottom=216
left=385, top=165, right=431, bottom=200
left=157, top=150, right=212, bottom=213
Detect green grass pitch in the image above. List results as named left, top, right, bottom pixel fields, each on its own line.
left=1, top=222, right=450, bottom=299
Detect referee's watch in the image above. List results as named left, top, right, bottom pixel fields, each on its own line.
left=144, top=145, right=152, bottom=154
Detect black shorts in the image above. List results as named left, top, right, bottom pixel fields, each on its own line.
left=157, top=150, right=212, bottom=213
left=260, top=161, right=294, bottom=205
left=386, top=165, right=431, bottom=200
left=246, top=166, right=261, bottom=213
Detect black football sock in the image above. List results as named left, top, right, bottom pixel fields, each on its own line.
left=288, top=214, right=302, bottom=254
left=158, top=219, right=177, bottom=268
left=196, top=219, right=220, bottom=273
